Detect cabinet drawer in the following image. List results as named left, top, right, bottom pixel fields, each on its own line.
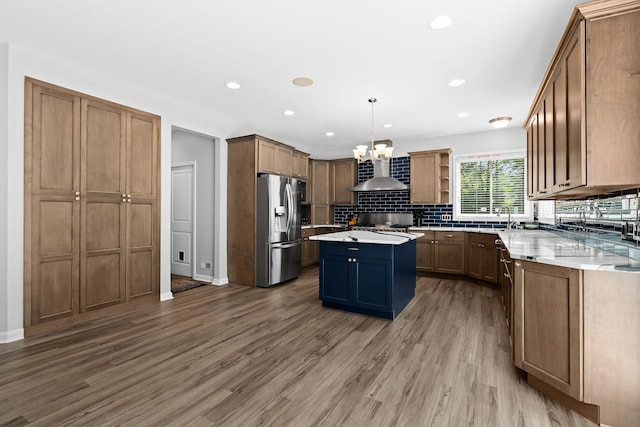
left=409, top=229, right=434, bottom=241
left=302, top=228, right=317, bottom=238
left=319, top=241, right=393, bottom=259
left=435, top=231, right=465, bottom=241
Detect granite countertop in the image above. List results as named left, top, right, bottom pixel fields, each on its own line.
left=408, top=227, right=640, bottom=272
left=408, top=227, right=500, bottom=234
left=309, top=230, right=424, bottom=245
left=496, top=229, right=640, bottom=272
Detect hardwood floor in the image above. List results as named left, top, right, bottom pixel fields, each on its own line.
left=0, top=268, right=595, bottom=426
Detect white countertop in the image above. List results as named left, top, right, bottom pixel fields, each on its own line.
left=408, top=227, right=640, bottom=272
left=309, top=230, right=424, bottom=245
left=496, top=230, right=640, bottom=272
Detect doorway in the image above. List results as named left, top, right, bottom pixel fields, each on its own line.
left=170, top=127, right=216, bottom=292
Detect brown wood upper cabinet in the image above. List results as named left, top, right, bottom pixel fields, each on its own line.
left=331, top=158, right=357, bottom=204
left=525, top=1, right=640, bottom=199
left=258, top=138, right=292, bottom=176
left=408, top=149, right=451, bottom=204
left=292, top=150, right=309, bottom=179
left=310, top=160, right=331, bottom=204
left=24, top=78, right=160, bottom=336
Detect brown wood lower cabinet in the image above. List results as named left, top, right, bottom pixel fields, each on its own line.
left=301, top=227, right=344, bottom=267
left=414, top=231, right=435, bottom=273
left=512, top=261, right=640, bottom=427
left=410, top=230, right=465, bottom=275
left=434, top=231, right=465, bottom=274
left=513, top=260, right=582, bottom=400
left=466, top=233, right=499, bottom=284
left=302, top=228, right=318, bottom=267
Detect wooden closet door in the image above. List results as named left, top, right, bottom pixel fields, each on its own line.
left=80, top=99, right=127, bottom=311
left=126, top=111, right=159, bottom=300
left=27, top=82, right=81, bottom=325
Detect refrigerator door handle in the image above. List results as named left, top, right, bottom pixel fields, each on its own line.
left=285, top=183, right=293, bottom=236
left=271, top=241, right=300, bottom=249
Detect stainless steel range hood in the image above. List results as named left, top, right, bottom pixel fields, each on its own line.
left=350, top=159, right=408, bottom=192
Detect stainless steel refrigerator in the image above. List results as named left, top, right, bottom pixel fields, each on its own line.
left=256, top=174, right=302, bottom=287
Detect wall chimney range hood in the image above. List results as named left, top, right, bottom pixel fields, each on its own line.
left=350, top=159, right=408, bottom=192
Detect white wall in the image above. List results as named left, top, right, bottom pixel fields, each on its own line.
left=0, top=44, right=10, bottom=341
left=396, top=127, right=526, bottom=157
left=0, top=43, right=230, bottom=341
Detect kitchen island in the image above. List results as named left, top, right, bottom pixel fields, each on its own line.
left=310, top=230, right=422, bottom=319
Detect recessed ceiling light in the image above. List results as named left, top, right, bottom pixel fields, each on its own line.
left=457, top=112, right=469, bottom=118
left=325, top=131, right=335, bottom=137
left=283, top=110, right=295, bottom=116
left=489, top=116, right=512, bottom=128
left=430, top=15, right=452, bottom=30
left=383, top=124, right=393, bottom=128
left=448, top=79, right=466, bottom=87
left=292, top=77, right=314, bottom=87
left=225, top=81, right=240, bottom=89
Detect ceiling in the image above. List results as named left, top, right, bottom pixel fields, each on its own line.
left=1, top=0, right=579, bottom=158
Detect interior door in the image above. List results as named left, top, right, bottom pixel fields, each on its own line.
left=28, top=84, right=81, bottom=324
left=171, top=164, right=194, bottom=277
left=80, top=98, right=127, bottom=311
left=127, top=112, right=159, bottom=298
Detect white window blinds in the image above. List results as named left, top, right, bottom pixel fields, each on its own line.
left=454, top=152, right=529, bottom=219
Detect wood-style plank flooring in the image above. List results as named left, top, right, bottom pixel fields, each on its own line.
left=0, top=268, right=595, bottom=426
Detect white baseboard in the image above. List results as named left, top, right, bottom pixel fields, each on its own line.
left=160, top=292, right=174, bottom=301
left=212, top=277, right=229, bottom=286
left=0, top=328, right=25, bottom=343
left=194, top=274, right=213, bottom=283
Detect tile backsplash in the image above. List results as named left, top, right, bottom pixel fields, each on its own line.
left=553, top=188, right=640, bottom=236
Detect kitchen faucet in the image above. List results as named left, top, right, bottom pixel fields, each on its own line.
left=577, top=206, right=588, bottom=232
left=497, top=205, right=515, bottom=231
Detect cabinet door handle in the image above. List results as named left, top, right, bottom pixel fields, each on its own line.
left=347, top=247, right=359, bottom=251
left=445, top=234, right=453, bottom=238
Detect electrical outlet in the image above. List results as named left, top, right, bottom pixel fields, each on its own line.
left=205, top=262, right=212, bottom=269
left=200, top=262, right=206, bottom=268
left=630, top=197, right=639, bottom=210
left=441, top=214, right=452, bottom=221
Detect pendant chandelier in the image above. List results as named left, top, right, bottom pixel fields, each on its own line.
left=353, top=98, right=393, bottom=163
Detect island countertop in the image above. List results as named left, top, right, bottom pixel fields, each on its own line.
left=310, top=230, right=424, bottom=245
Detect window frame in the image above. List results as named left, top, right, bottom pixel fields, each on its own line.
left=452, top=150, right=533, bottom=222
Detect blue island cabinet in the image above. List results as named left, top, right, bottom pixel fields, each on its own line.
left=318, top=239, right=416, bottom=319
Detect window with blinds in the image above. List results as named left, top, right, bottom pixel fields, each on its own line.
left=454, top=151, right=531, bottom=220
